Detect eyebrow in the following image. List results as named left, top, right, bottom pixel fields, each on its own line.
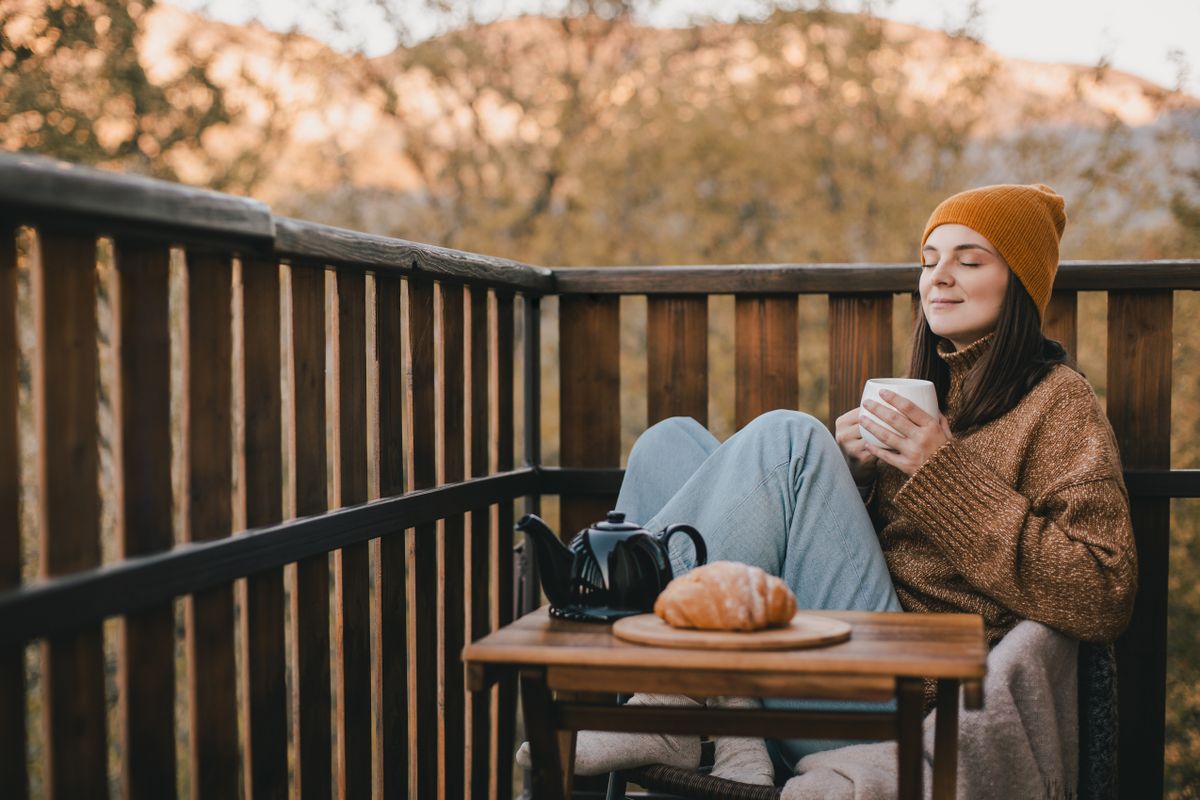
left=922, top=243, right=996, bottom=256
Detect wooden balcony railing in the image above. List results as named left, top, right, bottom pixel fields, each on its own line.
left=1, top=151, right=1198, bottom=800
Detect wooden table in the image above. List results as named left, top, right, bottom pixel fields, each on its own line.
left=464, top=607, right=986, bottom=800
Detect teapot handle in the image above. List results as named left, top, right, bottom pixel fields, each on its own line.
left=661, top=524, right=707, bottom=567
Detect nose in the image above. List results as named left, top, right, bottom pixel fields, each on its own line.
left=922, top=256, right=954, bottom=296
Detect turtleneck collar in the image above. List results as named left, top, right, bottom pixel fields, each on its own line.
left=937, top=332, right=995, bottom=411
left=937, top=331, right=995, bottom=375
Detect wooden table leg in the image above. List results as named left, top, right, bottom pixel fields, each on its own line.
left=933, top=679, right=960, bottom=800
left=897, top=678, right=925, bottom=800
left=520, top=669, right=566, bottom=800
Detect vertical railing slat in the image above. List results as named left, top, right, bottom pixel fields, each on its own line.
left=439, top=283, right=467, bottom=800
left=240, top=258, right=288, bottom=800
left=1107, top=290, right=1172, bottom=800
left=374, top=273, right=407, bottom=799
left=521, top=296, right=542, bottom=612
left=408, top=274, right=439, bottom=799
left=558, top=294, right=620, bottom=535
left=34, top=230, right=107, bottom=798
left=287, top=263, right=332, bottom=799
left=332, top=270, right=372, bottom=798
left=647, top=296, right=708, bottom=426
left=827, top=294, right=891, bottom=429
left=0, top=224, right=26, bottom=800
left=735, top=295, right=799, bottom=429
left=494, top=291, right=518, bottom=800
left=1043, top=290, right=1078, bottom=358
left=183, top=250, right=240, bottom=799
left=111, top=238, right=176, bottom=799
left=467, top=286, right=492, bottom=800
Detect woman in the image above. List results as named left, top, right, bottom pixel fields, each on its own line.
left=517, top=183, right=1138, bottom=784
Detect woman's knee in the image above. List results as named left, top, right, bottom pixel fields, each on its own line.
left=740, top=409, right=836, bottom=455
left=742, top=409, right=825, bottom=438
left=631, top=415, right=707, bottom=455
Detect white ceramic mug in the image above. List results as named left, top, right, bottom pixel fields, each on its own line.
left=859, top=378, right=938, bottom=449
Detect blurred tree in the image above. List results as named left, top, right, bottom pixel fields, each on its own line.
left=0, top=0, right=264, bottom=189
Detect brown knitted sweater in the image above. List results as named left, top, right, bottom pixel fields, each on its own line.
left=866, top=332, right=1138, bottom=649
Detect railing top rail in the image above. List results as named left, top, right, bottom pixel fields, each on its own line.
left=0, top=150, right=275, bottom=242
left=0, top=151, right=556, bottom=292
left=551, top=260, right=1200, bottom=294
left=275, top=216, right=554, bottom=292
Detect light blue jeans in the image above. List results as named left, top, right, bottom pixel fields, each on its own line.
left=614, top=411, right=904, bottom=769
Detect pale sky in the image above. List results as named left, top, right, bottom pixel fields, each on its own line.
left=176, top=0, right=1199, bottom=96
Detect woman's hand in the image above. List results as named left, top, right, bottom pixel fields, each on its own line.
left=860, top=389, right=954, bottom=477
left=834, top=406, right=880, bottom=486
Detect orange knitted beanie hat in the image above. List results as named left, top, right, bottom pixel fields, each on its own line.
left=921, top=183, right=1067, bottom=320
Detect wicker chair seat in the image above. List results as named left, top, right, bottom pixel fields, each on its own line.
left=620, top=764, right=782, bottom=800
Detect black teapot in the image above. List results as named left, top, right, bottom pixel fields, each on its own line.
left=516, top=511, right=707, bottom=622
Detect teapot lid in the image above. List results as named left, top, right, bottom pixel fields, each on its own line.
left=590, top=511, right=644, bottom=533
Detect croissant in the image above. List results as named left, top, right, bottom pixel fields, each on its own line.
left=653, top=561, right=797, bottom=631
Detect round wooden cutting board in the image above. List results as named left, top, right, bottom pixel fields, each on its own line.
left=612, top=612, right=851, bottom=651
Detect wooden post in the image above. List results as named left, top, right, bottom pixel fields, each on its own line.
left=1042, top=290, right=1078, bottom=359
left=828, top=294, right=892, bottom=430
left=439, top=282, right=467, bottom=800
left=333, top=269, right=372, bottom=798
left=495, top=291, right=518, bottom=799
left=182, top=250, right=239, bottom=799
left=559, top=294, right=620, bottom=535
left=1107, top=290, right=1172, bottom=800
left=0, top=224, right=23, bottom=799
left=735, top=296, right=799, bottom=430
left=35, top=230, right=107, bottom=798
left=647, top=296, right=708, bottom=426
left=288, top=263, right=332, bottom=799
left=375, top=273, right=407, bottom=799
left=112, top=238, right=176, bottom=799
left=409, top=274, right=439, bottom=799
left=467, top=286, right=493, bottom=800
left=239, top=259, right=287, bottom=800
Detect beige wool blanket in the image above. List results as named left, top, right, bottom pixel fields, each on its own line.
left=782, top=620, right=1080, bottom=800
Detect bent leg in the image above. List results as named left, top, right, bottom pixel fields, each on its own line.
left=615, top=416, right=720, bottom=526
left=644, top=409, right=899, bottom=614
left=639, top=410, right=903, bottom=768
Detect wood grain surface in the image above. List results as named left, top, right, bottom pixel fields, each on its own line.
left=408, top=274, right=439, bottom=799
left=0, top=151, right=273, bottom=241
left=647, top=296, right=708, bottom=426
left=332, top=269, right=372, bottom=799
left=0, top=224, right=23, bottom=799
left=374, top=272, right=407, bottom=799
left=181, top=250, right=239, bottom=799
left=612, top=613, right=851, bottom=651
left=35, top=230, right=107, bottom=798
left=240, top=258, right=288, bottom=800
left=112, top=238, right=176, bottom=799
left=1107, top=289, right=1172, bottom=800
left=734, top=295, right=798, bottom=428
left=287, top=262, right=332, bottom=800
left=828, top=293, right=892, bottom=428
left=559, top=294, right=621, bottom=536
left=439, top=282, right=467, bottom=800
left=1042, top=290, right=1077, bottom=358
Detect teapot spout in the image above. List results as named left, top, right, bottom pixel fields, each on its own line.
left=515, top=513, right=574, bottom=610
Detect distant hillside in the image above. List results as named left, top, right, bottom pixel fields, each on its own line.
left=139, top=3, right=1197, bottom=212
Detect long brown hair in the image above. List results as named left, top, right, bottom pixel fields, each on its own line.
left=908, top=270, right=1079, bottom=434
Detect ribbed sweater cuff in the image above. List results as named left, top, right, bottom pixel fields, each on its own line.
left=891, top=440, right=1029, bottom=559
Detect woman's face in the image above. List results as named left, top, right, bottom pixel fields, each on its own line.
left=919, top=223, right=1010, bottom=351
